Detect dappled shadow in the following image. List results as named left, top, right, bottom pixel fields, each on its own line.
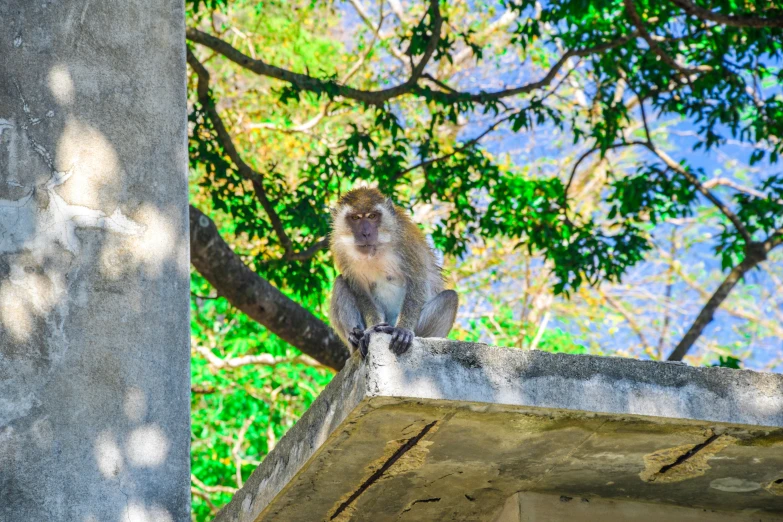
left=0, top=1, right=190, bottom=520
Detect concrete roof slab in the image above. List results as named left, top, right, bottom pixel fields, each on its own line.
left=214, top=337, right=783, bottom=522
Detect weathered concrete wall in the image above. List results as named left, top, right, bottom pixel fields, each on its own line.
left=0, top=2, right=190, bottom=521
left=215, top=336, right=783, bottom=522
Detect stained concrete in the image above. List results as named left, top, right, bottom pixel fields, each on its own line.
left=0, top=1, right=190, bottom=521
left=215, top=336, right=783, bottom=522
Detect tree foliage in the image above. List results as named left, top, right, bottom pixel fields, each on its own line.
left=185, top=0, right=783, bottom=518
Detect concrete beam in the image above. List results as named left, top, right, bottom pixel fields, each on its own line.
left=0, top=1, right=190, bottom=520
left=215, top=337, right=783, bottom=522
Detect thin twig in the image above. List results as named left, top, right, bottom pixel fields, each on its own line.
left=194, top=344, right=328, bottom=369
left=596, top=286, right=652, bottom=352
left=624, top=0, right=711, bottom=76
left=644, top=142, right=753, bottom=244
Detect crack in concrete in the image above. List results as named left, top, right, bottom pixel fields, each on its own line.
left=653, top=432, right=721, bottom=479
left=329, top=420, right=438, bottom=520
left=118, top=476, right=131, bottom=522
left=399, top=497, right=440, bottom=517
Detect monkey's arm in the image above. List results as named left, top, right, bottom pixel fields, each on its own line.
left=382, top=278, right=426, bottom=355
left=330, top=276, right=385, bottom=357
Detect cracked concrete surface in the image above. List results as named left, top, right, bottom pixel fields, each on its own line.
left=214, top=336, right=783, bottom=522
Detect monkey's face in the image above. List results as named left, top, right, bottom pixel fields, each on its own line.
left=346, top=210, right=381, bottom=253
left=332, top=204, right=396, bottom=258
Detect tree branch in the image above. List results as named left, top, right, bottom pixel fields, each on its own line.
left=186, top=0, right=442, bottom=106
left=668, top=228, right=783, bottom=361
left=624, top=0, right=712, bottom=75
left=668, top=0, right=783, bottom=29
left=596, top=286, right=652, bottom=352
left=194, top=344, right=327, bottom=369
left=187, top=48, right=327, bottom=261
left=644, top=142, right=753, bottom=244
left=189, top=205, right=350, bottom=370
left=429, top=33, right=638, bottom=104
left=390, top=108, right=521, bottom=183
left=703, top=177, right=781, bottom=203
left=188, top=20, right=636, bottom=106
left=564, top=140, right=649, bottom=197
left=191, top=474, right=238, bottom=495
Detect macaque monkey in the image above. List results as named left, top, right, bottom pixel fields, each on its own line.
left=329, top=187, right=458, bottom=356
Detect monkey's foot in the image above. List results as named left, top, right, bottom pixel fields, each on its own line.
left=357, top=323, right=391, bottom=357
left=371, top=325, right=414, bottom=355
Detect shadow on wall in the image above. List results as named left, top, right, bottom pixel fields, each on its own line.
left=0, top=26, right=189, bottom=522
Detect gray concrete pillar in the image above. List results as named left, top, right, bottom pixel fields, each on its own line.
left=0, top=1, right=190, bottom=521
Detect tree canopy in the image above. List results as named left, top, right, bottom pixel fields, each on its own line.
left=185, top=0, right=783, bottom=518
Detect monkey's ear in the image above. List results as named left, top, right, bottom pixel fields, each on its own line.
left=384, top=198, right=396, bottom=214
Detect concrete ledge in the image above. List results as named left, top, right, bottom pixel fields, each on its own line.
left=215, top=337, right=783, bottom=522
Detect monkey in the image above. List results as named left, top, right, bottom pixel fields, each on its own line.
left=328, top=187, right=459, bottom=357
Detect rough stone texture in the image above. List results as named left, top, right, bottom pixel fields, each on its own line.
left=215, top=337, right=783, bottom=522
left=0, top=2, right=190, bottom=521
left=493, top=492, right=783, bottom=522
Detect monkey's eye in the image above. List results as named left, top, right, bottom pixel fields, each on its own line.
left=350, top=215, right=360, bottom=221
left=367, top=213, right=378, bottom=220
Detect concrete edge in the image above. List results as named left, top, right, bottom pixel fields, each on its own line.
left=366, top=337, right=783, bottom=428
left=214, top=352, right=369, bottom=522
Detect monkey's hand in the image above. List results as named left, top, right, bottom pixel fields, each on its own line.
left=357, top=323, right=391, bottom=357
left=348, top=327, right=365, bottom=352
left=372, top=325, right=414, bottom=355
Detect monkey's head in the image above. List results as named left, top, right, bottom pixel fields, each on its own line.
left=331, top=187, right=398, bottom=257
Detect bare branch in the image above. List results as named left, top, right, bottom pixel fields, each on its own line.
left=287, top=239, right=330, bottom=261
left=564, top=140, right=648, bottom=197
left=192, top=474, right=238, bottom=495
left=656, top=227, right=677, bottom=359
left=191, top=384, right=216, bottom=394
left=194, top=344, right=328, bottom=370
left=190, top=488, right=219, bottom=514
left=668, top=228, right=783, bottom=361
left=447, top=33, right=638, bottom=104
left=390, top=108, right=520, bottom=182
left=703, top=177, right=781, bottom=203
left=189, top=205, right=350, bottom=370
left=232, top=415, right=255, bottom=488
left=597, top=286, right=652, bottom=352
left=669, top=0, right=783, bottom=29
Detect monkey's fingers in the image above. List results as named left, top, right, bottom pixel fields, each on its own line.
left=372, top=324, right=395, bottom=334
left=389, top=328, right=414, bottom=355
left=359, top=334, right=370, bottom=358
left=371, top=322, right=392, bottom=333
left=348, top=330, right=363, bottom=348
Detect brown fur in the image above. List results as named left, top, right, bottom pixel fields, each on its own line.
left=328, top=187, right=457, bottom=354
left=330, top=187, right=441, bottom=294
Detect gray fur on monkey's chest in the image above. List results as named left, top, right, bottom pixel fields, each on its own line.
left=370, top=275, right=405, bottom=325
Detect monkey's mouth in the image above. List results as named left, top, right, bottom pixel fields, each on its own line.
left=356, top=244, right=377, bottom=254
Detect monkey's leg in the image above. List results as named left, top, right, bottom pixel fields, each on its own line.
left=415, top=290, right=459, bottom=338
left=329, top=276, right=366, bottom=353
